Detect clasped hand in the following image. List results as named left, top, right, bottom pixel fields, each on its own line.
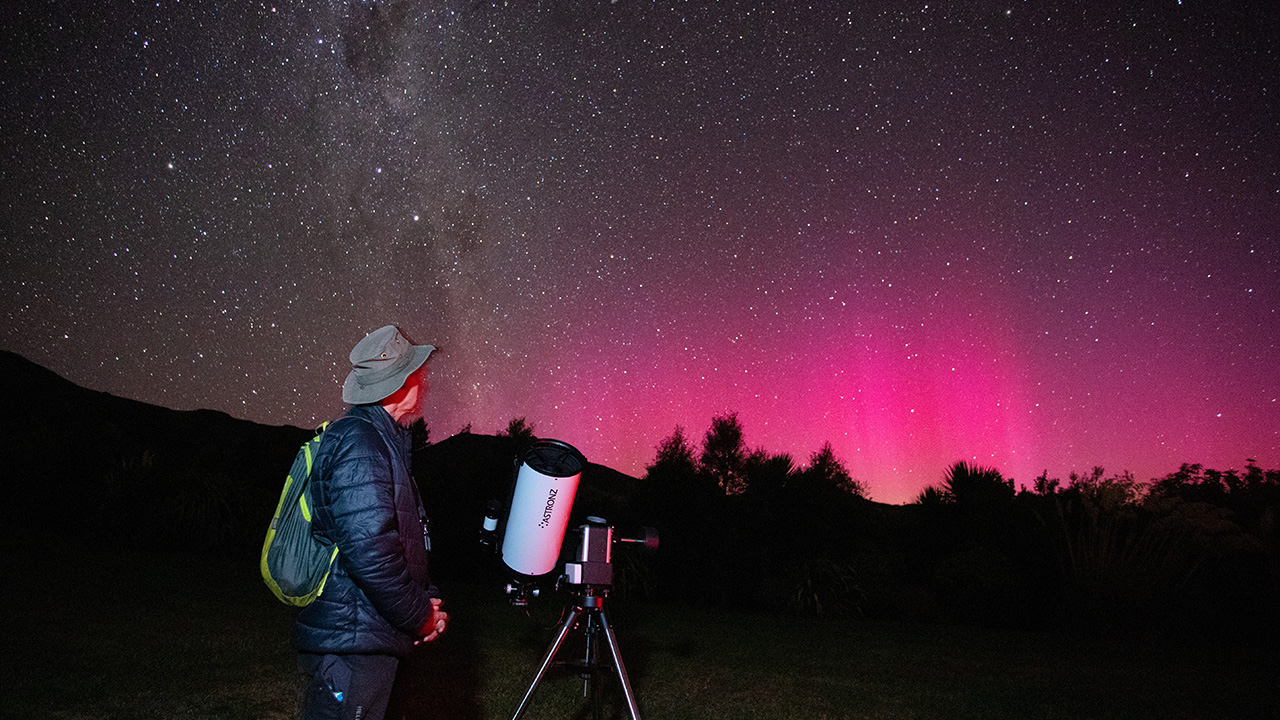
left=414, top=597, right=448, bottom=645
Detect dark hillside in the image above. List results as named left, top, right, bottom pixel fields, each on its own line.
left=0, top=350, right=312, bottom=551
left=0, top=350, right=312, bottom=464
left=0, top=351, right=641, bottom=565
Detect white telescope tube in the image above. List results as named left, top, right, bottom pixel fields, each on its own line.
left=501, top=439, right=585, bottom=577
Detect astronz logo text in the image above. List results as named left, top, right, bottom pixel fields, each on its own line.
left=537, top=488, right=558, bottom=529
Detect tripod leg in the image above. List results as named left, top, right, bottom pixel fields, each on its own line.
left=582, top=611, right=597, bottom=697
left=512, top=605, right=585, bottom=720
left=597, top=610, right=642, bottom=720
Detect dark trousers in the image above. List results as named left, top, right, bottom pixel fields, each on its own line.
left=299, top=653, right=399, bottom=720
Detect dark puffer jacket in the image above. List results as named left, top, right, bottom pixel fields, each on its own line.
left=292, top=404, right=435, bottom=657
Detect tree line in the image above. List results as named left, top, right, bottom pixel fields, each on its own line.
left=617, top=413, right=1280, bottom=637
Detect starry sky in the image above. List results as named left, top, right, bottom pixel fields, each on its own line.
left=3, top=1, right=1277, bottom=504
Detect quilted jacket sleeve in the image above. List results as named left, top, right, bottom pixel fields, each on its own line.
left=321, top=420, right=432, bottom=635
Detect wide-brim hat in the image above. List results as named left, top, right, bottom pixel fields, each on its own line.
left=342, top=325, right=436, bottom=404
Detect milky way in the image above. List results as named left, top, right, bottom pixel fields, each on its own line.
left=3, top=1, right=1277, bottom=502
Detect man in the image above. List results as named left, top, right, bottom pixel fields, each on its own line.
left=294, top=325, right=449, bottom=720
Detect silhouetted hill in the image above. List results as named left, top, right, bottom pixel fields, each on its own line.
left=0, top=350, right=314, bottom=550
left=0, top=349, right=313, bottom=474
left=0, top=351, right=641, bottom=560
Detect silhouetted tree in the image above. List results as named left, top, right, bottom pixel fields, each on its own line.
left=914, top=485, right=948, bottom=506
left=649, top=424, right=697, bottom=477
left=911, top=462, right=1026, bottom=625
left=1032, top=470, right=1060, bottom=496
left=641, top=424, right=717, bottom=508
left=409, top=417, right=431, bottom=454
left=499, top=416, right=537, bottom=457
left=799, top=442, right=866, bottom=498
left=700, top=412, right=748, bottom=495
left=500, top=416, right=536, bottom=442
left=742, top=448, right=795, bottom=495
left=944, top=461, right=1014, bottom=514
left=632, top=425, right=717, bottom=598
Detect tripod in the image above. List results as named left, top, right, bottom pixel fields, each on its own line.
left=510, top=584, right=641, bottom=720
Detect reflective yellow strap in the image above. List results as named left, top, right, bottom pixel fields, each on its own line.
left=304, top=422, right=328, bottom=473
left=273, top=476, right=294, bottom=519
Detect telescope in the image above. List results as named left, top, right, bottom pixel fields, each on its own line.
left=480, top=438, right=586, bottom=604
left=480, top=437, right=657, bottom=720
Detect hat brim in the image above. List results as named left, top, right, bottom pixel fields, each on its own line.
left=342, top=344, right=435, bottom=404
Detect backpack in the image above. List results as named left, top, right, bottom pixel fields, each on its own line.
left=260, top=422, right=339, bottom=606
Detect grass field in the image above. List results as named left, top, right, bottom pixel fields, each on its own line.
left=4, top=540, right=1276, bottom=720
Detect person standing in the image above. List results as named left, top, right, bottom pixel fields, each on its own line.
left=294, top=325, right=449, bottom=720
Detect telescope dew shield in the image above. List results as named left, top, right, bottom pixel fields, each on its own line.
left=501, top=439, right=586, bottom=577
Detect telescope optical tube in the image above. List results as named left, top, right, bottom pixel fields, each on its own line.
left=500, top=439, right=586, bottom=577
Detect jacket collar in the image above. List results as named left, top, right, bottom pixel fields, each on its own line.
left=347, top=403, right=411, bottom=453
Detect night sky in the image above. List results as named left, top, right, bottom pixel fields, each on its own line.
left=3, top=1, right=1276, bottom=503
